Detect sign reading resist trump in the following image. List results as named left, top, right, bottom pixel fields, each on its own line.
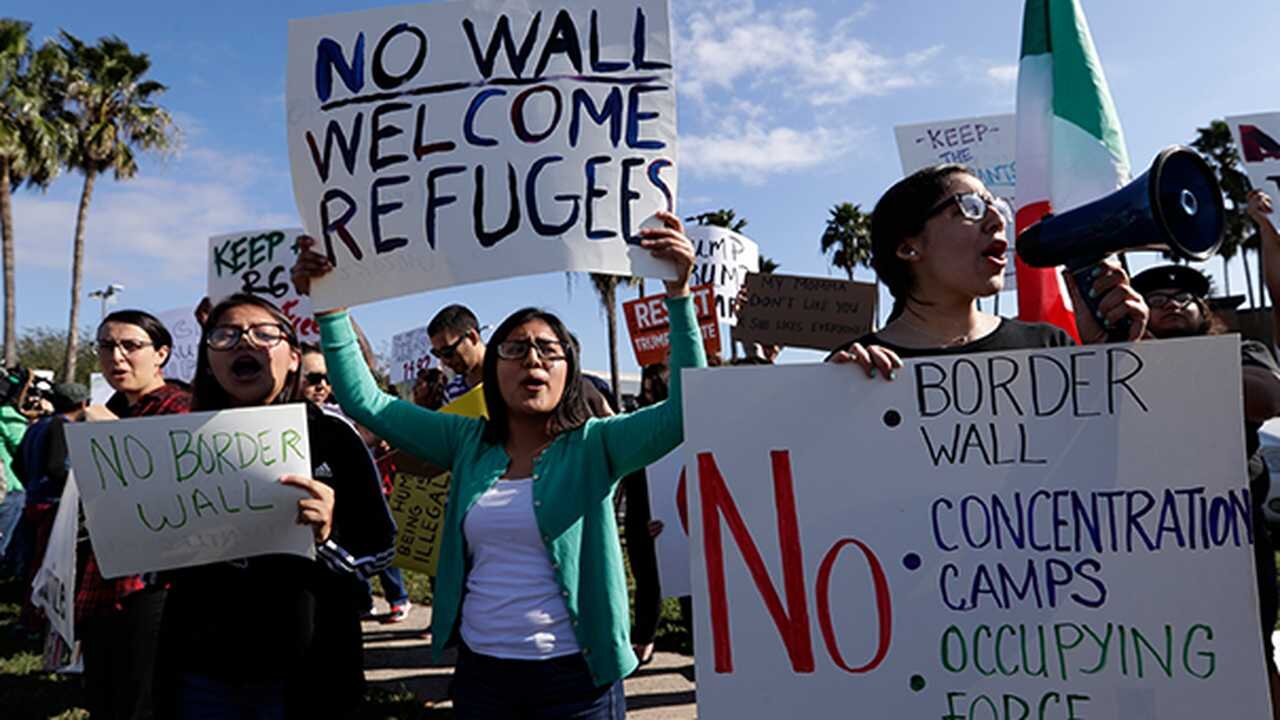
left=681, top=336, right=1270, bottom=719
left=287, top=0, right=678, bottom=310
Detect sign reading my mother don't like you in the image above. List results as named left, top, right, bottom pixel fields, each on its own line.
left=682, top=336, right=1270, bottom=719
left=286, top=0, right=679, bottom=310
left=65, top=405, right=315, bottom=578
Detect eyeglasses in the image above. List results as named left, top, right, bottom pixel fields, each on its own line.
left=95, top=339, right=153, bottom=356
left=496, top=338, right=566, bottom=362
left=207, top=323, right=290, bottom=351
left=1145, top=291, right=1198, bottom=309
left=304, top=372, right=329, bottom=386
left=431, top=335, right=468, bottom=360
left=926, top=192, right=1011, bottom=225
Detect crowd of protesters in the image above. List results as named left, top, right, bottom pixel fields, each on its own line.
left=0, top=171, right=1278, bottom=719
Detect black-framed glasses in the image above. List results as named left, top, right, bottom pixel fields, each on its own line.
left=207, top=323, right=290, bottom=351
left=1145, top=291, right=1198, bottom=309
left=431, top=335, right=468, bottom=360
left=95, top=339, right=153, bottom=356
left=304, top=372, right=329, bottom=386
left=926, top=192, right=1010, bottom=225
left=496, top=338, right=566, bottom=362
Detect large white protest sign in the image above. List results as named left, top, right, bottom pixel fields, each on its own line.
left=390, top=326, right=432, bottom=385
left=1227, top=112, right=1280, bottom=231
left=156, top=306, right=201, bottom=383
left=688, top=225, right=758, bottom=324
left=646, top=445, right=690, bottom=598
left=896, top=114, right=1017, bottom=289
left=66, top=405, right=315, bottom=578
left=31, top=474, right=80, bottom=648
left=682, top=337, right=1270, bottom=718
left=286, top=0, right=678, bottom=310
left=208, top=228, right=319, bottom=343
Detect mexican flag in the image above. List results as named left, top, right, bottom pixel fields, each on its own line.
left=1014, top=0, right=1131, bottom=340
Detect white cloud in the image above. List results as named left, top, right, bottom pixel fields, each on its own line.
left=10, top=146, right=294, bottom=288
left=986, top=63, right=1019, bottom=85
left=682, top=120, right=863, bottom=184
left=676, top=1, right=940, bottom=105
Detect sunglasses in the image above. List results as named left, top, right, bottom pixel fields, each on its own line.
left=431, top=334, right=468, bottom=360
left=1145, top=291, right=1198, bottom=309
left=926, top=192, right=1012, bottom=225
left=496, top=338, right=566, bottom=362
left=304, top=372, right=329, bottom=386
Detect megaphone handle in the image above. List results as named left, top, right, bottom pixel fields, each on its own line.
left=1067, top=262, right=1132, bottom=343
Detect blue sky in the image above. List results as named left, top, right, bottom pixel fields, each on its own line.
left=8, top=0, right=1279, bottom=379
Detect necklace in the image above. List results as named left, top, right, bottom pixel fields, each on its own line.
left=895, top=307, right=993, bottom=348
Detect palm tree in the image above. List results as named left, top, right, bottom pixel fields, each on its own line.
left=758, top=255, right=780, bottom=274
left=0, top=22, right=67, bottom=366
left=820, top=202, right=873, bottom=281
left=57, top=31, right=177, bottom=381
left=687, top=208, right=748, bottom=233
left=590, top=273, right=636, bottom=404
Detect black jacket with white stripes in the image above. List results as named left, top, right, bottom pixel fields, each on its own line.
left=156, top=401, right=397, bottom=714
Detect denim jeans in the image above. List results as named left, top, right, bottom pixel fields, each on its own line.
left=0, top=488, right=26, bottom=566
left=175, top=672, right=286, bottom=720
left=378, top=566, right=408, bottom=605
left=451, top=644, right=626, bottom=719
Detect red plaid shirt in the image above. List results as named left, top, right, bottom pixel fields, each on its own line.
left=76, top=382, right=191, bottom=621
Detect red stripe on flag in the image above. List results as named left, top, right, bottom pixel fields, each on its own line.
left=1015, top=201, right=1081, bottom=342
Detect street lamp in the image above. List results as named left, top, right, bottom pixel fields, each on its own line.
left=88, top=284, right=125, bottom=320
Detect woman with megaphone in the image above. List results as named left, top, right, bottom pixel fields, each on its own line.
left=828, top=163, right=1148, bottom=374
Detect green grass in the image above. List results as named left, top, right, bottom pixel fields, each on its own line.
left=0, top=576, right=88, bottom=720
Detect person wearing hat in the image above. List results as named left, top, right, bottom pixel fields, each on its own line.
left=1135, top=259, right=1280, bottom=715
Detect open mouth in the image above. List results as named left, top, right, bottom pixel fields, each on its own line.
left=521, top=376, right=548, bottom=392
left=231, top=355, right=263, bottom=380
left=982, top=240, right=1009, bottom=265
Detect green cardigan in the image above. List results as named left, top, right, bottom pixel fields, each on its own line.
left=319, top=295, right=705, bottom=686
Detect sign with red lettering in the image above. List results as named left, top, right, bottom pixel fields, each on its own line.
left=683, top=336, right=1269, bottom=718
left=390, top=325, right=432, bottom=385
left=1227, top=112, right=1280, bottom=231
left=207, top=228, right=319, bottom=343
left=622, top=284, right=719, bottom=366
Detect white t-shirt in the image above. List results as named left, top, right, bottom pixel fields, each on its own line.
left=459, top=478, right=581, bottom=659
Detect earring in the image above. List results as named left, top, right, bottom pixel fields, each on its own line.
left=904, top=249, right=918, bottom=257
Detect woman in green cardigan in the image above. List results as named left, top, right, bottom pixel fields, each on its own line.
left=292, top=210, right=704, bottom=719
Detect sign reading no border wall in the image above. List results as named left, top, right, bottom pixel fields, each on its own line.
left=682, top=336, right=1270, bottom=718
left=286, top=0, right=679, bottom=310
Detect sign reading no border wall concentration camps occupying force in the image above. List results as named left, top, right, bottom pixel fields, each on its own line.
left=65, top=405, right=315, bottom=579
left=286, top=0, right=678, bottom=310
left=681, top=336, right=1272, bottom=718
left=208, top=228, right=319, bottom=344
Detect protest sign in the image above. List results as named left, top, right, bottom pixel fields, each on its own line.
left=65, top=405, right=314, bottom=578
left=285, top=0, right=679, bottom=311
left=687, top=225, right=758, bottom=324
left=207, top=228, right=319, bottom=343
left=645, top=445, right=691, bottom=598
left=622, top=284, right=720, bottom=366
left=390, top=326, right=432, bottom=385
left=682, top=336, right=1270, bottom=718
left=89, top=373, right=112, bottom=405
left=388, top=385, right=487, bottom=575
left=31, top=474, right=80, bottom=649
left=1227, top=112, right=1280, bottom=231
left=156, top=306, right=201, bottom=383
left=895, top=114, right=1017, bottom=289
left=732, top=273, right=876, bottom=351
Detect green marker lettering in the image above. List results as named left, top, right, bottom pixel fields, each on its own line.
left=90, top=436, right=126, bottom=490
left=137, top=495, right=189, bottom=531
left=281, top=428, right=306, bottom=463
left=235, top=431, right=259, bottom=469
left=244, top=478, right=274, bottom=511
left=213, top=432, right=236, bottom=474
left=191, top=488, right=217, bottom=518
left=123, top=434, right=154, bottom=480
left=258, top=430, right=276, bottom=466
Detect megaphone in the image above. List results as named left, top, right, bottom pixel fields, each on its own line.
left=1017, top=145, right=1224, bottom=339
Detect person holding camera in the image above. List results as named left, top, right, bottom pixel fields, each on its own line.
left=828, top=164, right=1148, bottom=374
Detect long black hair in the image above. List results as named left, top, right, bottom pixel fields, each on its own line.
left=870, top=163, right=975, bottom=318
left=191, top=293, right=302, bottom=411
left=98, top=309, right=175, bottom=367
left=481, top=307, right=590, bottom=444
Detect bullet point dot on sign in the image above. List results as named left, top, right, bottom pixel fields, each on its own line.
left=883, top=409, right=902, bottom=428
left=910, top=675, right=926, bottom=692
left=903, top=553, right=922, bottom=571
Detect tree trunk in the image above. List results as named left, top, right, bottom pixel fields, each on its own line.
left=604, top=283, right=620, bottom=405
left=0, top=157, right=15, bottom=367
left=64, top=170, right=94, bottom=382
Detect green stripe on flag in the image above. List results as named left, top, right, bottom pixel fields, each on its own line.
left=1048, top=0, right=1127, bottom=159
left=1020, top=0, right=1050, bottom=56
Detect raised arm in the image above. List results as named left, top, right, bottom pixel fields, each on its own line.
left=319, top=310, right=473, bottom=469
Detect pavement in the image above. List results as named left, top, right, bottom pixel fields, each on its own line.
left=362, top=600, right=697, bottom=718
